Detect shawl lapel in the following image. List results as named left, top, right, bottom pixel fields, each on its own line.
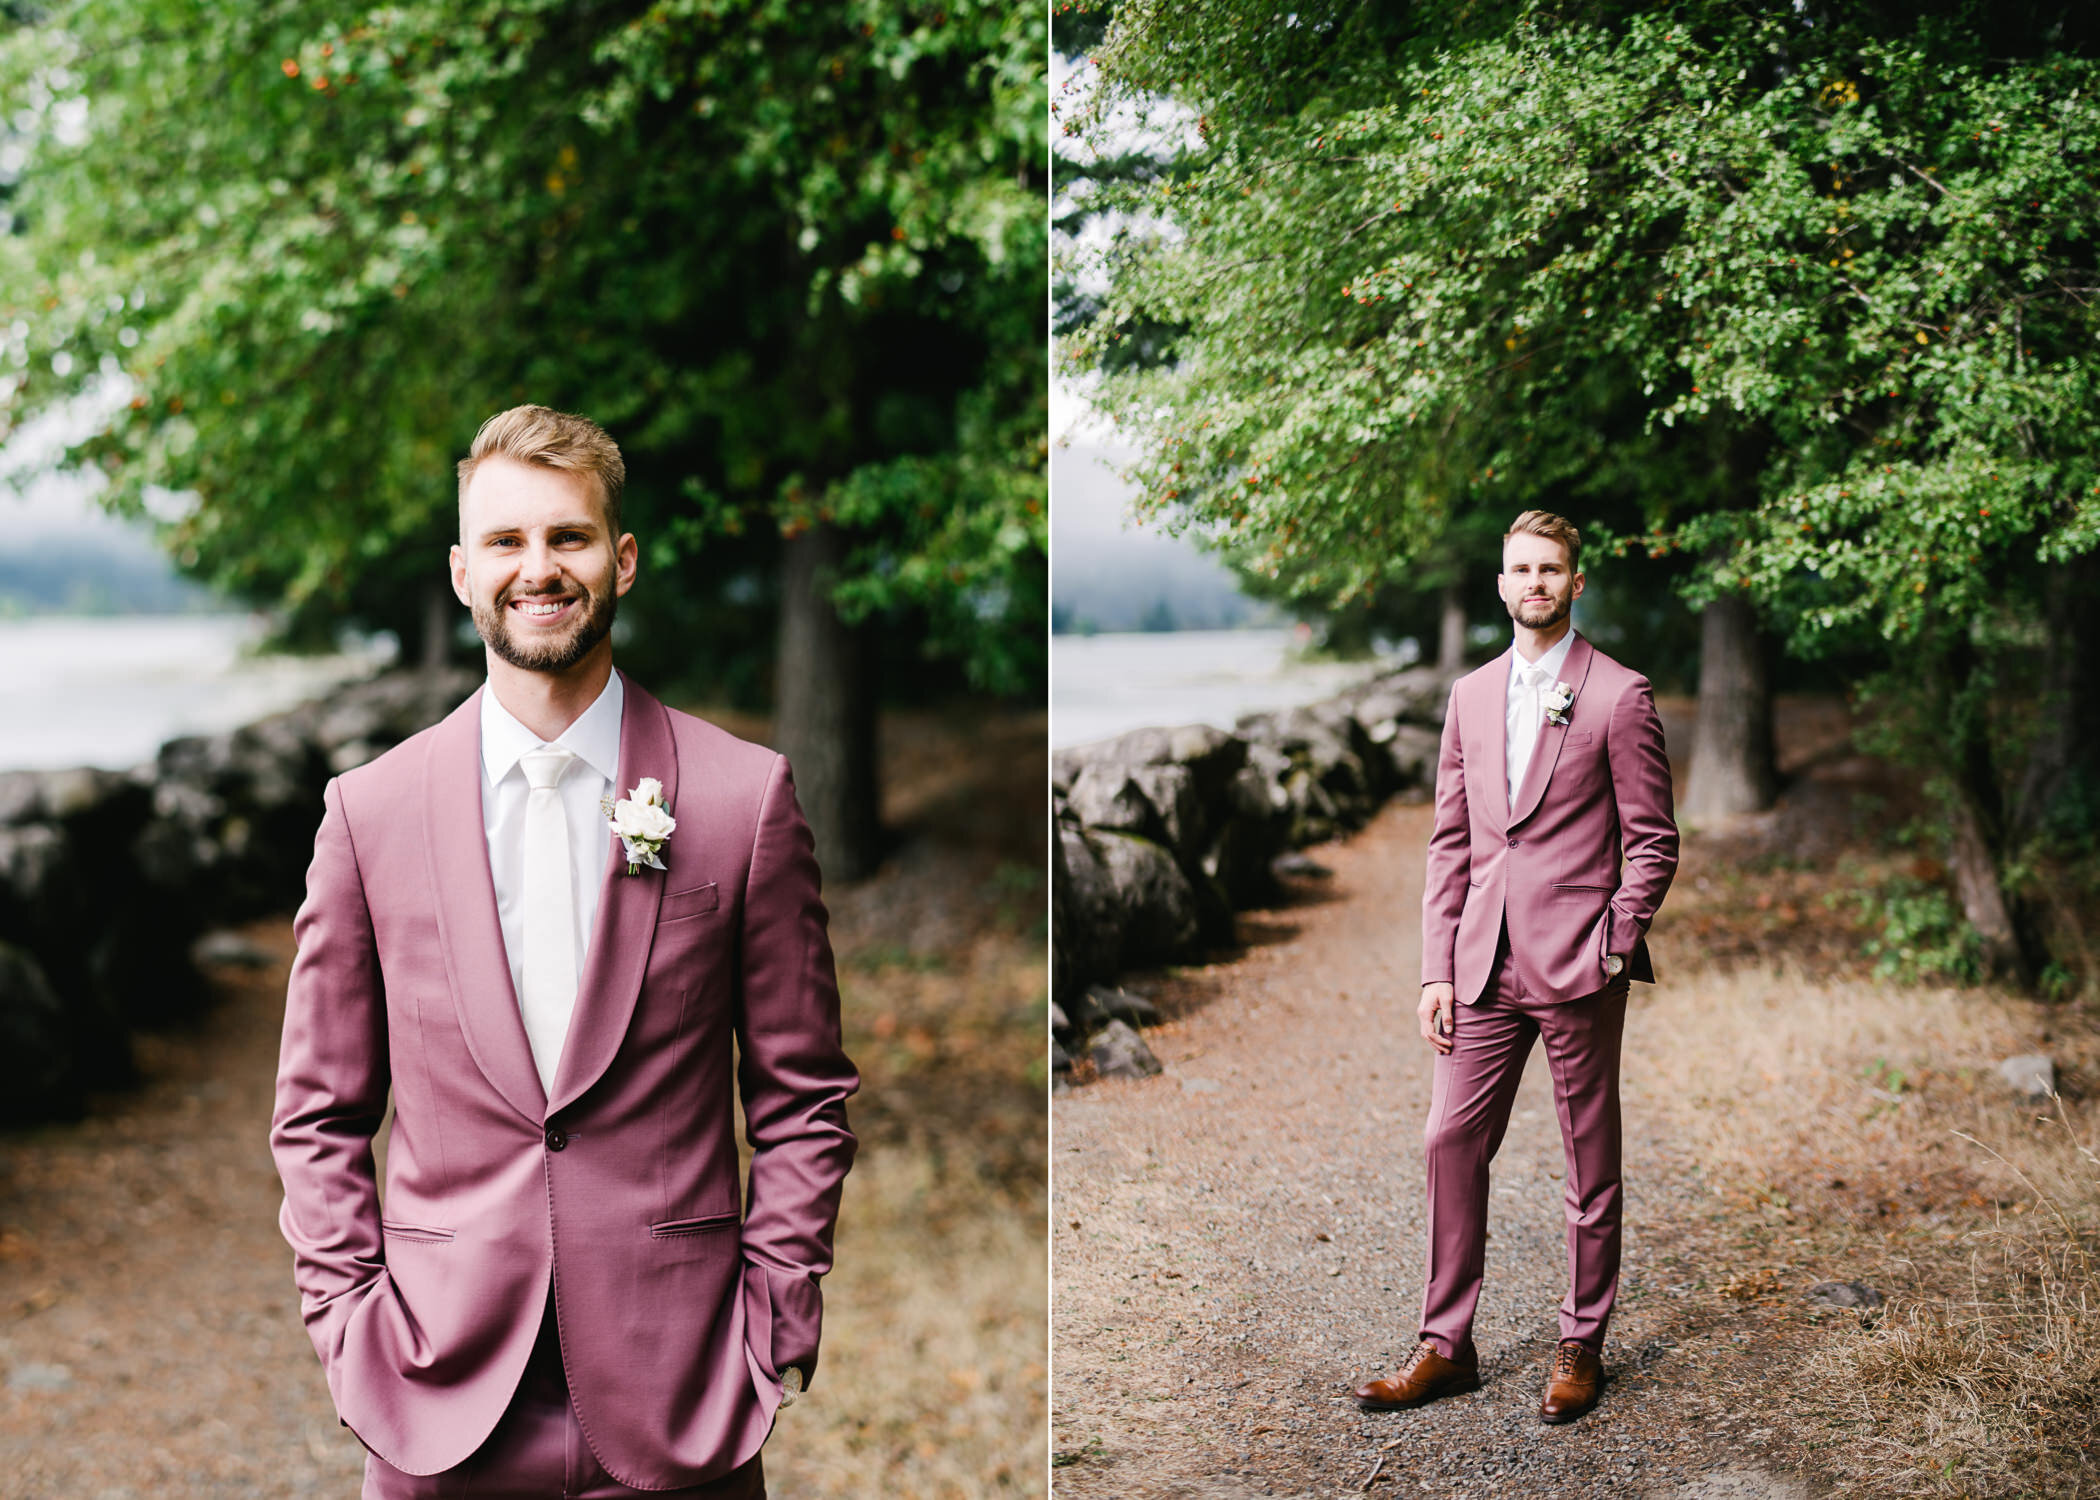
left=424, top=690, right=546, bottom=1125
left=1510, top=633, right=1596, bottom=830
left=1474, top=647, right=1512, bottom=833
left=546, top=671, right=673, bottom=1118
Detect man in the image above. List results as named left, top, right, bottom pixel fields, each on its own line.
left=271, top=405, right=858, bottom=1497
left=1352, top=510, right=1677, bottom=1425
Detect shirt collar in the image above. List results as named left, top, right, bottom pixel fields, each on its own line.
left=480, top=670, right=625, bottom=789
left=1510, top=627, right=1578, bottom=687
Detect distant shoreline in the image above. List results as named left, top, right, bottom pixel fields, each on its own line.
left=2, top=614, right=396, bottom=773
left=1050, top=627, right=1400, bottom=750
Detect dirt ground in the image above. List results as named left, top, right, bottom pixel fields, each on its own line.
left=1048, top=694, right=2086, bottom=1499
left=0, top=702, right=1047, bottom=1500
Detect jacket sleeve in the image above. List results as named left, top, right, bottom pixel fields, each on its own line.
left=1605, top=676, right=1679, bottom=958
left=1419, top=681, right=1471, bottom=987
left=269, top=776, right=391, bottom=1395
left=734, top=755, right=860, bottom=1387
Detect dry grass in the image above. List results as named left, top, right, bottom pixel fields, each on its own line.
left=1629, top=956, right=2100, bottom=1496
left=764, top=1149, right=1046, bottom=1497
left=756, top=704, right=1050, bottom=1499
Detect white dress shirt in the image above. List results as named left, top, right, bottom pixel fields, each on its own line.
left=1506, top=628, right=1577, bottom=807
left=479, top=671, right=624, bottom=1078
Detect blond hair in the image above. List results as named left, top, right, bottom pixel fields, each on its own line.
left=1504, top=509, right=1581, bottom=572
left=456, top=405, right=627, bottom=535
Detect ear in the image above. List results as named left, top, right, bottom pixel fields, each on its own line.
left=613, top=532, right=639, bottom=598
left=1571, top=568, right=1586, bottom=601
left=448, top=544, right=471, bottom=607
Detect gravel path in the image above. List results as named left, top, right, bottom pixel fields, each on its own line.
left=1051, top=800, right=1821, bottom=1499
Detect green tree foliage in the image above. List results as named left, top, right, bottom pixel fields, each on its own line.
left=1064, top=1, right=2100, bottom=980
left=0, top=0, right=1045, bottom=697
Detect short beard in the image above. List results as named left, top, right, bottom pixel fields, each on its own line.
left=473, top=582, right=616, bottom=674
left=1507, top=593, right=1570, bottom=632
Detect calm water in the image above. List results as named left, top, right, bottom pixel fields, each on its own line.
left=1051, top=628, right=1397, bottom=750
left=1, top=615, right=397, bottom=772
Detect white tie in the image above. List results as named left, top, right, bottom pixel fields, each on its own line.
left=519, top=745, right=579, bottom=1094
left=1511, top=664, right=1547, bottom=808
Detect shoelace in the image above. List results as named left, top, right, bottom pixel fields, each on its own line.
left=1552, top=1342, right=1586, bottom=1379
left=1404, top=1341, right=1440, bottom=1373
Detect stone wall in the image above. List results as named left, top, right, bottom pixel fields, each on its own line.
left=1052, top=665, right=1454, bottom=1073
left=0, top=668, right=477, bottom=1125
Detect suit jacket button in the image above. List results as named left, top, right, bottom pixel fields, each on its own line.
left=546, top=1128, right=567, bottom=1152
left=1507, top=837, right=1519, bottom=847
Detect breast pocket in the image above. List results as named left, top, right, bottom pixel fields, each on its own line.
left=659, top=881, right=720, bottom=925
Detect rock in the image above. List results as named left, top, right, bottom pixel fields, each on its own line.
left=1345, top=666, right=1453, bottom=725
left=6, top=1362, right=74, bottom=1392
left=1805, top=1280, right=1883, bottom=1310
left=1240, top=704, right=1379, bottom=837
left=1088, top=1019, right=1162, bottom=1080
left=1064, top=763, right=1166, bottom=842
left=1241, top=741, right=1295, bottom=813
left=1091, top=830, right=1201, bottom=969
left=1272, top=851, right=1334, bottom=880
left=329, top=740, right=384, bottom=774
left=37, top=766, right=135, bottom=821
left=1381, top=723, right=1443, bottom=788
left=192, top=931, right=275, bottom=969
left=1081, top=984, right=1160, bottom=1030
left=1058, top=723, right=1247, bottom=800
left=0, top=943, right=82, bottom=1125
left=1054, top=825, right=1118, bottom=1003
left=0, top=774, right=43, bottom=826
left=1127, top=764, right=1206, bottom=857
left=1999, top=1054, right=2056, bottom=1099
left=0, top=767, right=140, bottom=826
left=0, top=823, right=71, bottom=912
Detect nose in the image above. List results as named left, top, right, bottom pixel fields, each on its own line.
left=516, top=537, right=564, bottom=590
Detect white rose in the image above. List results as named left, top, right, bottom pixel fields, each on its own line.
left=613, top=794, right=676, bottom=840
left=632, top=777, right=666, bottom=807
left=613, top=799, right=676, bottom=843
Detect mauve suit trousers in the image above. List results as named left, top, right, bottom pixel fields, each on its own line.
left=361, top=1296, right=766, bottom=1500
left=1419, top=939, right=1630, bottom=1360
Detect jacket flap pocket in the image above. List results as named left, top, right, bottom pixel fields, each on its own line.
left=659, top=881, right=720, bottom=924
left=380, top=1219, right=455, bottom=1243
left=1564, top=731, right=1595, bottom=746
left=650, top=1210, right=740, bottom=1238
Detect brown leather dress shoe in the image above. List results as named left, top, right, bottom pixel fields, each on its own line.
left=1351, top=1340, right=1480, bottom=1411
left=1538, top=1339, right=1603, bottom=1423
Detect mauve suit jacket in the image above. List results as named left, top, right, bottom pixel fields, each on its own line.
left=1420, top=633, right=1679, bottom=1006
left=269, top=673, right=858, bottom=1486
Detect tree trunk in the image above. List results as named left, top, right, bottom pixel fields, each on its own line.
left=774, top=524, right=881, bottom=882
left=420, top=577, right=454, bottom=671
left=2014, top=549, right=2100, bottom=843
left=1437, top=582, right=1467, bottom=673
left=1938, top=635, right=2035, bottom=985
left=1946, top=779, right=2030, bottom=983
left=1681, top=592, right=1778, bottom=823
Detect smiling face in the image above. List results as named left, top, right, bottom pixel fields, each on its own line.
left=1498, top=529, right=1583, bottom=634
left=449, top=455, right=638, bottom=677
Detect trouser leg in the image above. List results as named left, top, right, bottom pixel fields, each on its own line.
left=1418, top=955, right=1536, bottom=1360
left=1533, top=975, right=1630, bottom=1350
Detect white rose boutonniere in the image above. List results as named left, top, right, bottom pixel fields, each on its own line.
left=1544, top=680, right=1575, bottom=727
left=601, top=778, right=676, bottom=875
